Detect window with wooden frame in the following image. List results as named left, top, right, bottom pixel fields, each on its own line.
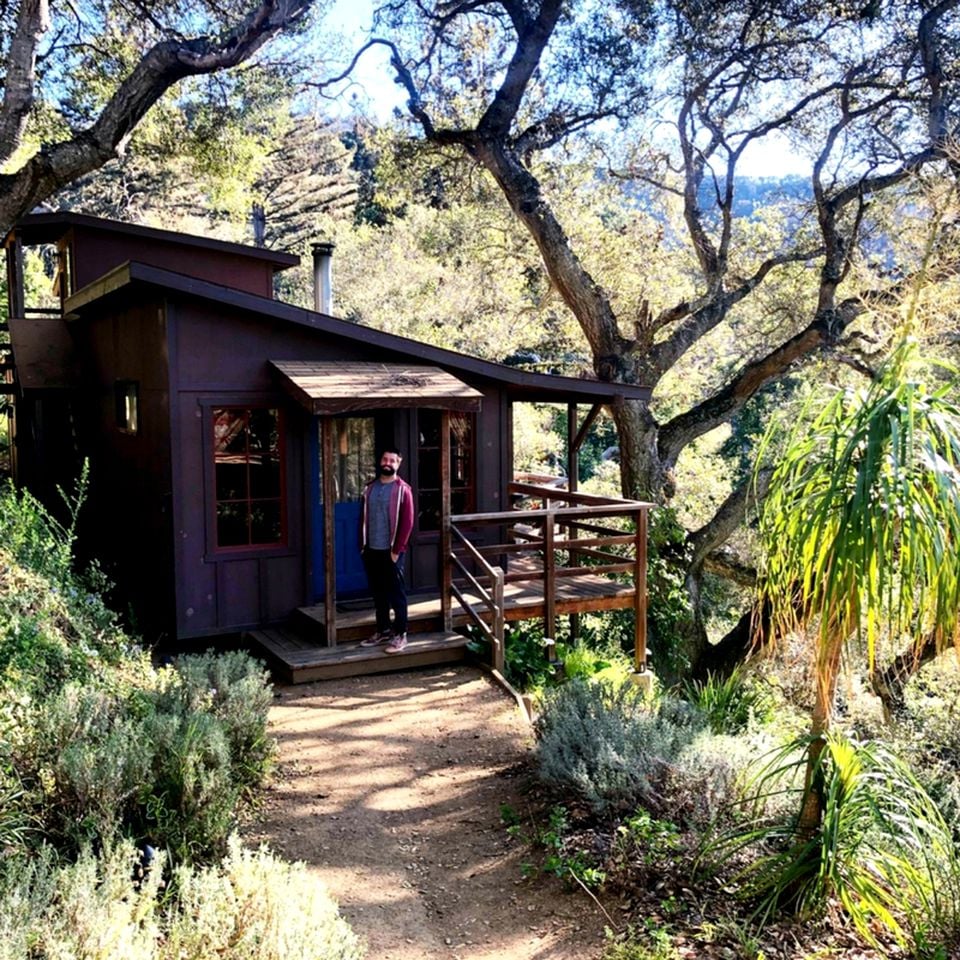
left=417, top=410, right=475, bottom=532
left=212, top=407, right=285, bottom=548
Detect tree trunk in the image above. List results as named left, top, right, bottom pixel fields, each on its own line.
left=608, top=397, right=664, bottom=501
left=796, top=635, right=843, bottom=840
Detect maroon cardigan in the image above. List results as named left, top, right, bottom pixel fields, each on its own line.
left=360, top=476, right=415, bottom=554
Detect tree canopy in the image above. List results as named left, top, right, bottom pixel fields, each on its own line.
left=0, top=0, right=317, bottom=236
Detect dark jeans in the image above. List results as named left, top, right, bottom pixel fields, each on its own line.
left=362, top=548, right=408, bottom=635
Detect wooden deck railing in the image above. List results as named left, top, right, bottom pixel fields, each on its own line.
left=444, top=481, right=653, bottom=673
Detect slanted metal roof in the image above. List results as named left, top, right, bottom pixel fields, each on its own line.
left=271, top=361, right=483, bottom=414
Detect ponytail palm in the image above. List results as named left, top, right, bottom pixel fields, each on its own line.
left=757, top=337, right=960, bottom=835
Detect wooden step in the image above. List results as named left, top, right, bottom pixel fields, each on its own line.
left=245, top=625, right=470, bottom=684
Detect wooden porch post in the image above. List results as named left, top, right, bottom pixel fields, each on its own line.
left=567, top=402, right=579, bottom=645
left=634, top=507, right=649, bottom=671
left=320, top=415, right=337, bottom=647
left=5, top=232, right=24, bottom=319
left=440, top=408, right=452, bottom=632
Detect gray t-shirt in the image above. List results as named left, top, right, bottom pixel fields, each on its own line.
left=367, top=481, right=393, bottom=550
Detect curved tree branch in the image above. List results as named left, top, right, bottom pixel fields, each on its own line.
left=0, top=0, right=50, bottom=168
left=687, top=467, right=772, bottom=571
left=0, top=0, right=313, bottom=236
left=657, top=300, right=862, bottom=469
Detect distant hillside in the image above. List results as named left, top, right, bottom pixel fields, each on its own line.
left=697, top=174, right=812, bottom=218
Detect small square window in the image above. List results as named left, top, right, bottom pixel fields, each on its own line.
left=115, top=380, right=139, bottom=434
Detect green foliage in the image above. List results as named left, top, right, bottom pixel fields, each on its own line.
left=138, top=708, right=238, bottom=865
left=502, top=621, right=559, bottom=691
left=26, top=681, right=153, bottom=852
left=506, top=804, right=606, bottom=889
left=535, top=680, right=705, bottom=817
left=683, top=666, right=776, bottom=735
left=152, top=651, right=275, bottom=798
left=756, top=337, right=960, bottom=671
left=704, top=733, right=960, bottom=952
left=0, top=475, right=139, bottom=699
left=603, top=921, right=681, bottom=960
left=613, top=810, right=683, bottom=874
left=886, top=664, right=960, bottom=844
left=0, top=837, right=363, bottom=960
left=644, top=508, right=694, bottom=682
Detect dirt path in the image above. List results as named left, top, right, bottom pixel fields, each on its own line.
left=243, top=665, right=612, bottom=960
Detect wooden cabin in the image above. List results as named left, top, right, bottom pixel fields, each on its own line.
left=3, top=212, right=653, bottom=683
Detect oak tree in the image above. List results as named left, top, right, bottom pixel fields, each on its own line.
left=339, top=0, right=959, bottom=678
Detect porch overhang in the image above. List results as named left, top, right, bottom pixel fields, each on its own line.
left=270, top=360, right=483, bottom=414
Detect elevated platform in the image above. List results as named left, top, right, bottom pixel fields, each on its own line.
left=298, top=566, right=636, bottom=637
left=245, top=564, right=637, bottom=684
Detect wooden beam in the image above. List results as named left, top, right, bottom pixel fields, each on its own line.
left=321, top=416, right=337, bottom=647
left=567, top=402, right=580, bottom=645
left=567, top=402, right=578, bottom=494
left=571, top=402, right=602, bottom=455
left=5, top=231, right=24, bottom=320
left=543, top=509, right=556, bottom=641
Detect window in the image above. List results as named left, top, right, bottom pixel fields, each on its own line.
left=329, top=417, right=375, bottom=503
left=417, top=410, right=475, bottom=531
left=115, top=380, right=139, bottom=434
left=213, top=407, right=284, bottom=548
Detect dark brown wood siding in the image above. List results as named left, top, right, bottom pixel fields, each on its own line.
left=73, top=298, right=176, bottom=635
left=66, top=225, right=276, bottom=299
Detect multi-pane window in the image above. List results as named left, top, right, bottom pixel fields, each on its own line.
left=417, top=410, right=475, bottom=531
left=213, top=407, right=284, bottom=548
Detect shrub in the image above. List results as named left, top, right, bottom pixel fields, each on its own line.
left=535, top=679, right=705, bottom=817
left=155, top=650, right=275, bottom=795
left=26, top=681, right=152, bottom=852
left=0, top=838, right=363, bottom=960
left=14, top=650, right=275, bottom=866
left=0, top=475, right=139, bottom=701
left=683, top=665, right=776, bottom=734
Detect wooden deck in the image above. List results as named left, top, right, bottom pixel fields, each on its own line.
left=244, top=564, right=636, bottom=684
left=298, top=566, right=634, bottom=638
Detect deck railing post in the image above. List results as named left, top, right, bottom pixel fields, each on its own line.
left=493, top=566, right=505, bottom=674
left=544, top=508, right=556, bottom=642
left=634, top=506, right=649, bottom=672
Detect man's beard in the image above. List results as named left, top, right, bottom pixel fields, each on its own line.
left=378, top=465, right=396, bottom=476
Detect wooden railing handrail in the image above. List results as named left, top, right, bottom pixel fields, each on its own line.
left=509, top=480, right=628, bottom=506
left=444, top=495, right=651, bottom=678
left=452, top=502, right=651, bottom=524
left=449, top=521, right=506, bottom=673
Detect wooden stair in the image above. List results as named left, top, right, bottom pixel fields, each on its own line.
left=245, top=623, right=470, bottom=684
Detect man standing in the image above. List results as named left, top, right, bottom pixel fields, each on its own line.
left=359, top=448, right=414, bottom=653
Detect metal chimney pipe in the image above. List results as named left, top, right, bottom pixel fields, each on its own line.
left=311, top=242, right=335, bottom=314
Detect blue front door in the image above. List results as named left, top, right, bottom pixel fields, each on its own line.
left=311, top=416, right=376, bottom=599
